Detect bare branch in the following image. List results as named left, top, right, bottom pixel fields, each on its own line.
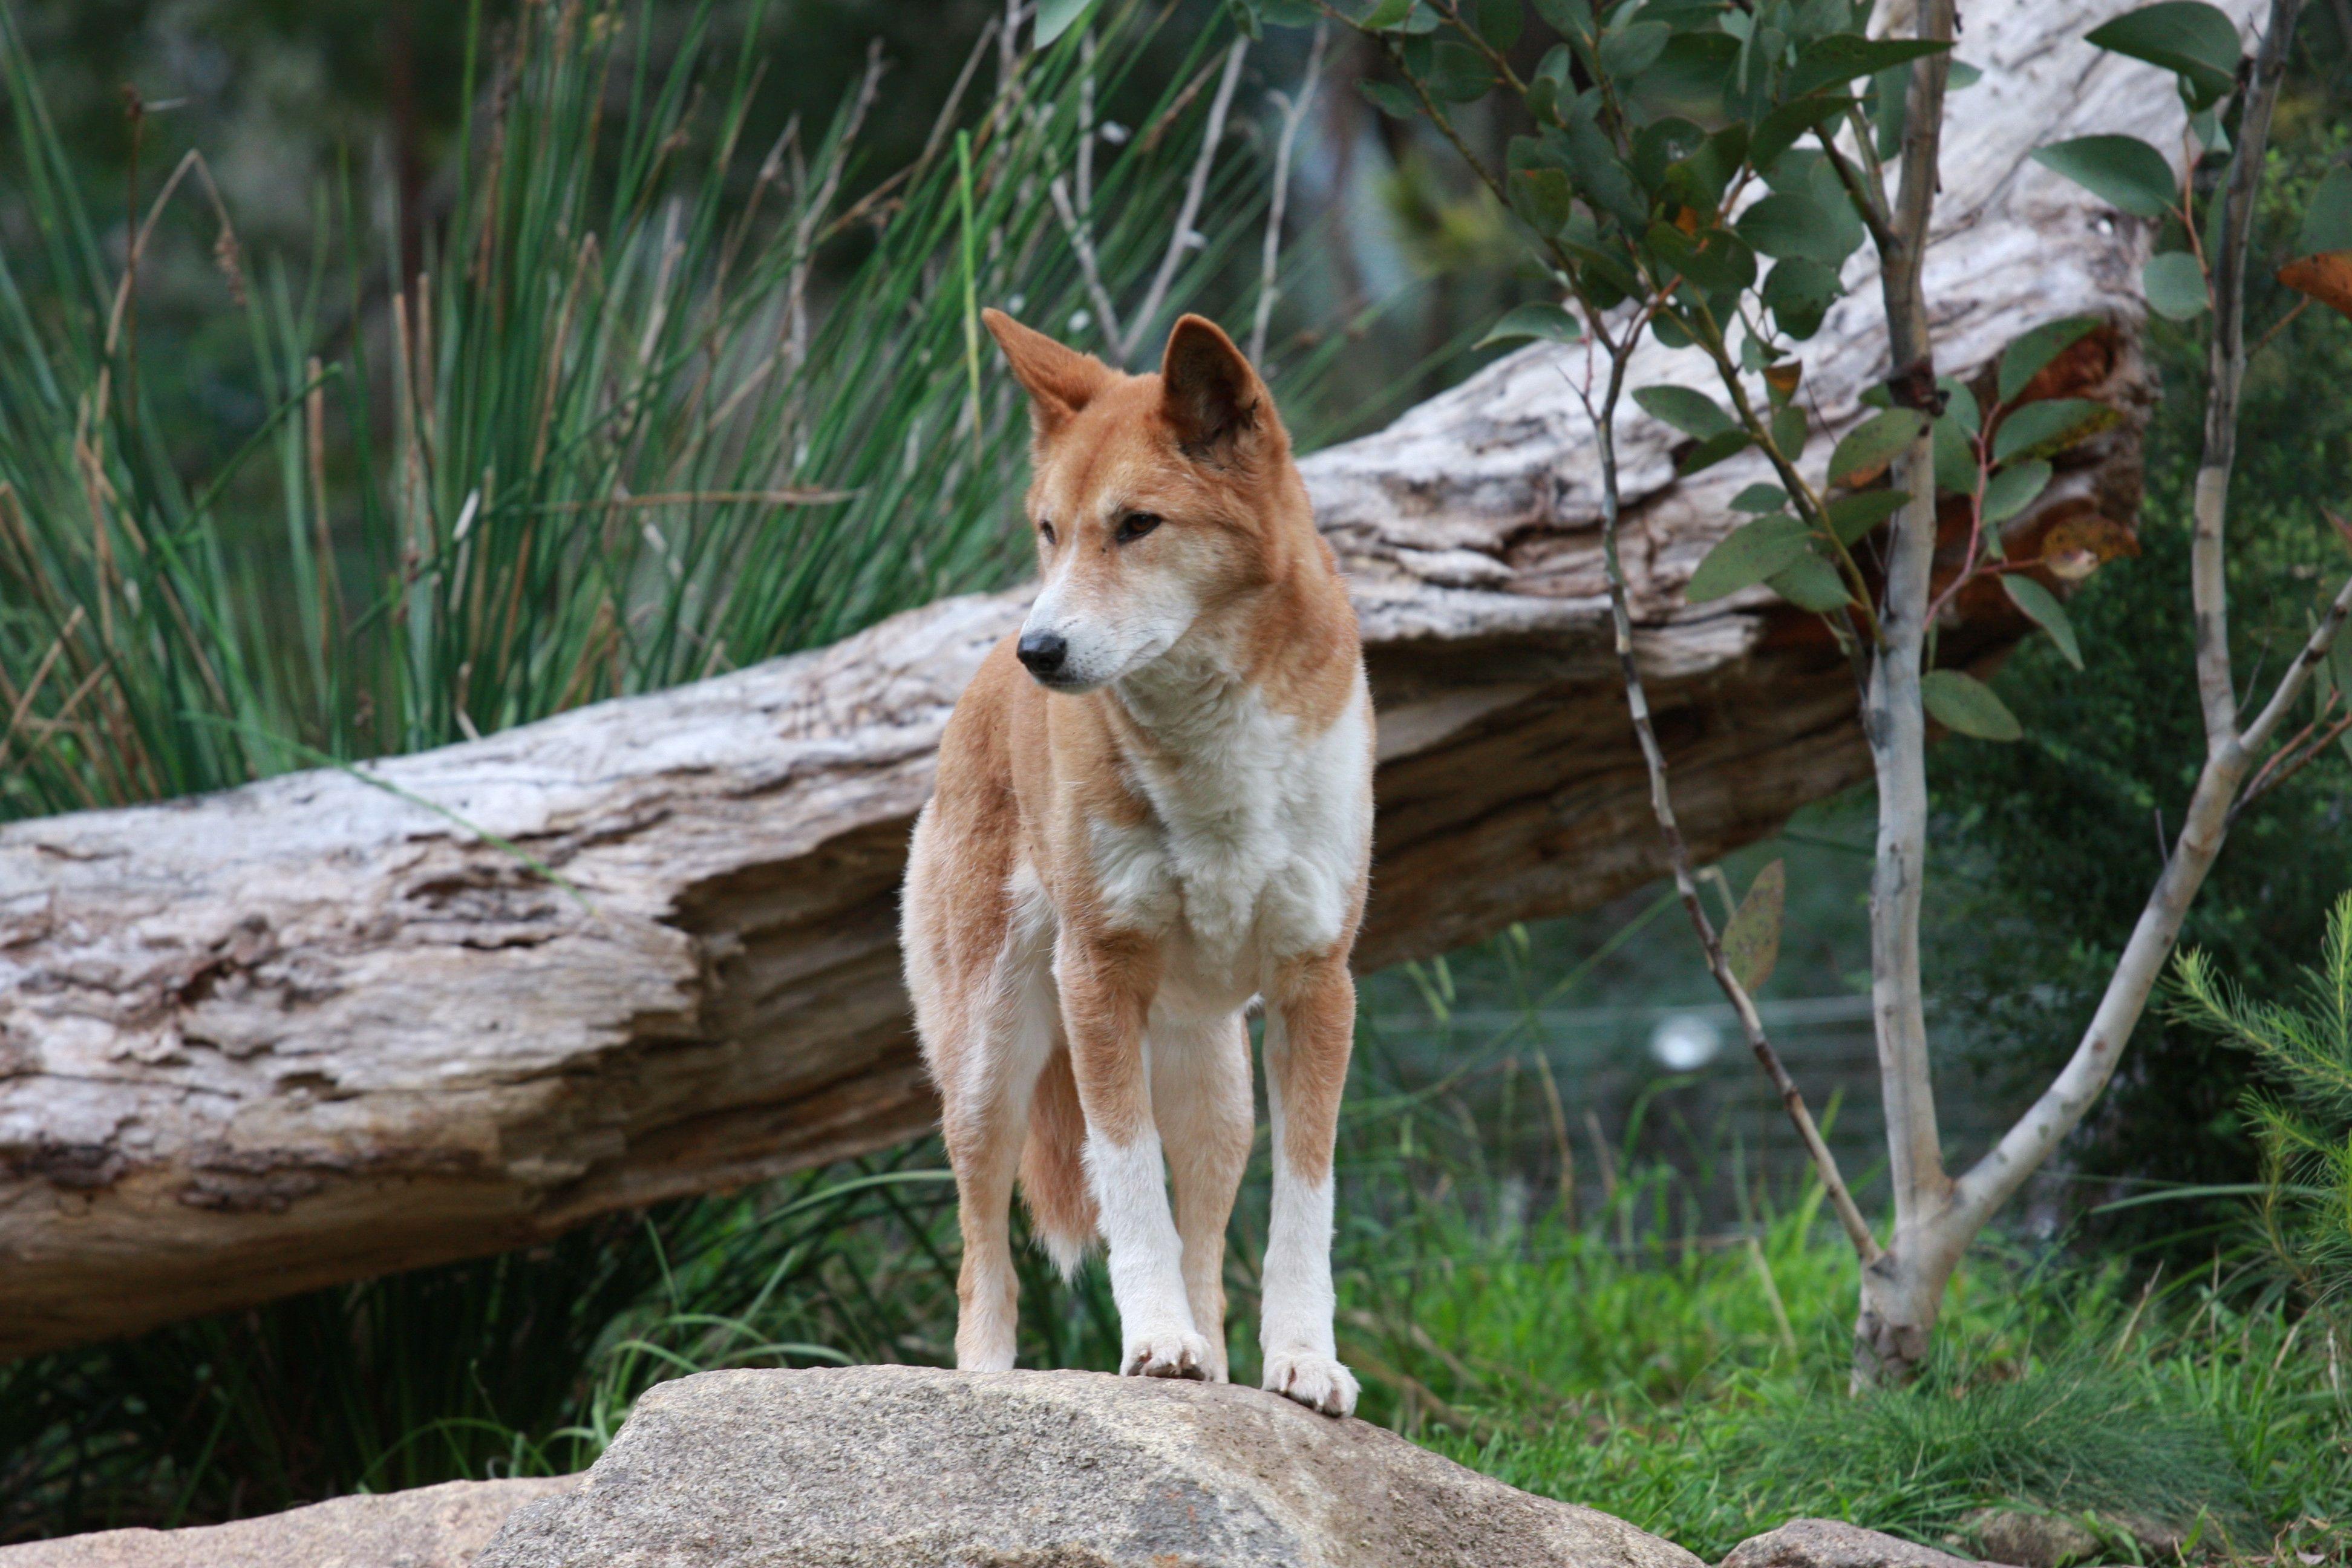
left=1048, top=174, right=1125, bottom=348
left=1121, top=39, right=1248, bottom=364
left=1946, top=0, right=2310, bottom=1240
left=1576, top=364, right=1882, bottom=1266
left=1860, top=0, right=1960, bottom=1241
left=1250, top=22, right=1327, bottom=367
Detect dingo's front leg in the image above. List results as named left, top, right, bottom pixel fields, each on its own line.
left=1058, top=934, right=1210, bottom=1380
left=1259, top=952, right=1359, bottom=1416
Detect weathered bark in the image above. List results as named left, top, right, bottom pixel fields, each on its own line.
left=0, top=1, right=2176, bottom=1357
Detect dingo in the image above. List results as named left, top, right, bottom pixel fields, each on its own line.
left=900, top=310, right=1371, bottom=1416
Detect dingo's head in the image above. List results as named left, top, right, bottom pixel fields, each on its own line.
left=982, top=309, right=1307, bottom=693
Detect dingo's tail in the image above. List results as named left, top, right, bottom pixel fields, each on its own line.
left=1020, top=1047, right=1098, bottom=1278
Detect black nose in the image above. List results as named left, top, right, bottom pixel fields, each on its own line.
left=1017, top=630, right=1068, bottom=679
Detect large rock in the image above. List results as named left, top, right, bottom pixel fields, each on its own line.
left=477, top=1365, right=1703, bottom=1567
left=0, top=1475, right=575, bottom=1568
left=1720, top=1518, right=2010, bottom=1568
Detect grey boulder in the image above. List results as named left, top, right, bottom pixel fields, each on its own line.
left=478, top=1365, right=1705, bottom=1568
left=1721, top=1518, right=2012, bottom=1568
left=0, top=1475, right=575, bottom=1568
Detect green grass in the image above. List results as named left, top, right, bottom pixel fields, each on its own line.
left=7, top=929, right=2345, bottom=1557
left=0, top=0, right=1390, bottom=822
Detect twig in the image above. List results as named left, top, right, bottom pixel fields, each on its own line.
left=1047, top=174, right=1125, bottom=347
left=1250, top=22, right=1327, bottom=366
left=1573, top=360, right=1881, bottom=1266
left=1120, top=39, right=1248, bottom=363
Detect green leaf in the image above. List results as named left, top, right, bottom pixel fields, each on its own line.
left=1722, top=858, right=1786, bottom=993
left=1360, top=0, right=1417, bottom=28
left=1762, top=256, right=1840, bottom=340
left=1921, top=668, right=2024, bottom=741
left=1600, top=19, right=1671, bottom=79
left=1771, top=403, right=1809, bottom=460
left=1258, top=0, right=1325, bottom=22
left=2083, top=2, right=2242, bottom=108
left=2144, top=251, right=2209, bottom=320
left=1933, top=407, right=1979, bottom=494
left=1981, top=459, right=2052, bottom=524
left=1993, top=398, right=2118, bottom=463
left=1358, top=79, right=1420, bottom=118
left=1531, top=0, right=1593, bottom=38
left=1732, top=483, right=1789, bottom=514
left=1635, top=384, right=1736, bottom=439
left=1476, top=302, right=1586, bottom=348
left=1998, top=316, right=2101, bottom=405
left=1679, top=428, right=1754, bottom=475
left=1687, top=514, right=1811, bottom=601
left=1828, top=408, right=1925, bottom=487
left=1767, top=551, right=1853, bottom=612
left=1736, top=188, right=1859, bottom=265
left=2031, top=136, right=2178, bottom=220
left=1474, top=0, right=1524, bottom=50
left=2004, top=575, right=2084, bottom=669
left=1430, top=40, right=1499, bottom=100
left=1645, top=222, right=1757, bottom=294
left=1748, top=96, right=1855, bottom=174
left=1034, top=0, right=1099, bottom=46
left=1827, top=489, right=1909, bottom=544
left=1783, top=34, right=1951, bottom=99
left=2296, top=165, right=2352, bottom=258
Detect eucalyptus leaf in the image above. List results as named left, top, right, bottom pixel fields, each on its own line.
left=1827, top=490, right=1909, bottom=544
left=2083, top=2, right=2242, bottom=108
left=1997, top=316, right=2101, bottom=405
left=1828, top=408, right=1926, bottom=487
left=1981, top=459, right=2052, bottom=524
left=1635, top=384, right=1737, bottom=439
left=1783, top=34, right=1952, bottom=99
left=1687, top=514, right=1811, bottom=601
left=1722, top=859, right=1786, bottom=994
left=1921, top=668, right=2024, bottom=741
left=2031, top=135, right=2178, bottom=220
left=2143, top=250, right=2209, bottom=320
left=2296, top=165, right=2352, bottom=258
left=1733, top=483, right=1791, bottom=514
left=2004, top=575, right=2084, bottom=669
left=1767, top=551, right=1853, bottom=612
left=1993, top=398, right=2118, bottom=463
left=1358, top=79, right=1420, bottom=118
left=1476, top=302, right=1586, bottom=348
left=1679, top=428, right=1755, bottom=475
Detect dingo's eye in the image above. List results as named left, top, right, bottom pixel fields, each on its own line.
left=1037, top=520, right=1056, bottom=546
left=1115, top=511, right=1162, bottom=544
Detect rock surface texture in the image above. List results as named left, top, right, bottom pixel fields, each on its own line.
left=474, top=1366, right=1704, bottom=1568
left=0, top=0, right=2249, bottom=1355
left=0, top=1476, right=575, bottom=1568
left=1719, top=1518, right=2010, bottom=1568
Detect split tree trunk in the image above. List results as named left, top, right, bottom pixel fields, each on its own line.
left=0, top=0, right=2172, bottom=1357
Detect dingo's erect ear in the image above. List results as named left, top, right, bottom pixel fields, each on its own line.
left=982, top=309, right=1114, bottom=440
left=1159, top=314, right=1272, bottom=464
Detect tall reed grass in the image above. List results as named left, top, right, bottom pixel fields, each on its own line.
left=0, top=0, right=1354, bottom=822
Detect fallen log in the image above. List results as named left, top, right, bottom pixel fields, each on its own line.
left=0, top=0, right=2198, bottom=1357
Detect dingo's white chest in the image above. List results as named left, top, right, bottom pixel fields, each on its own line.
left=1085, top=668, right=1372, bottom=1011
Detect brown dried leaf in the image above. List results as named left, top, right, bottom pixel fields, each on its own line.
left=1722, top=859, right=1785, bottom=996
left=1763, top=361, right=1803, bottom=405
left=2039, top=514, right=2138, bottom=581
left=2278, top=251, right=2352, bottom=319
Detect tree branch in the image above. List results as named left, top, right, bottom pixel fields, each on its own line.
left=1250, top=21, right=1326, bottom=365
left=1945, top=0, right=2310, bottom=1239
left=1120, top=39, right=1248, bottom=363
left=1863, top=0, right=1959, bottom=1233
left=1576, top=358, right=1883, bottom=1266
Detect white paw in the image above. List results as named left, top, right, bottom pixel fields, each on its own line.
left=1121, top=1329, right=1215, bottom=1380
left=1262, top=1351, right=1358, bottom=1417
